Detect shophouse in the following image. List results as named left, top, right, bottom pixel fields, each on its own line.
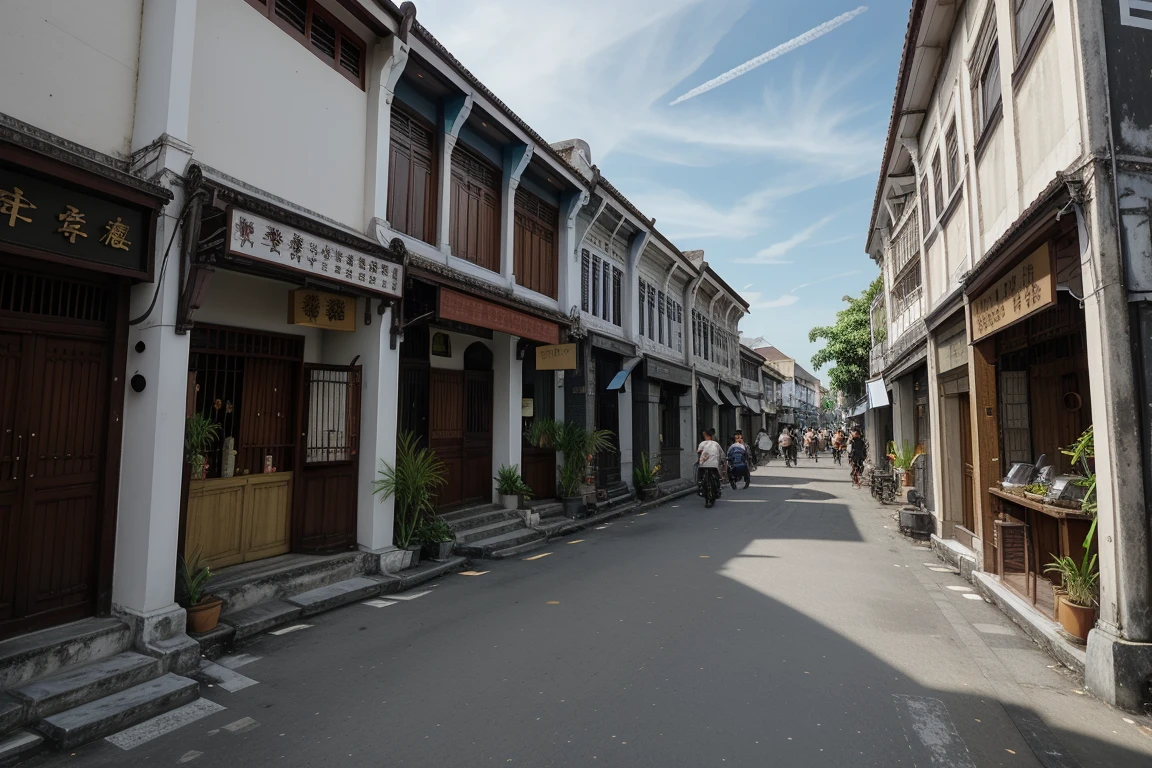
left=866, top=0, right=1152, bottom=710
left=739, top=345, right=766, bottom=439
left=760, top=360, right=787, bottom=438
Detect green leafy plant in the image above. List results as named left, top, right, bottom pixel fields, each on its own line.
left=808, top=276, right=883, bottom=401
left=373, top=432, right=447, bottom=548
left=1023, top=482, right=1051, bottom=495
left=184, top=413, right=221, bottom=476
left=633, top=451, right=659, bottom=487
left=1044, top=552, right=1099, bottom=608
left=527, top=419, right=614, bottom=498
left=177, top=550, right=213, bottom=607
left=885, top=440, right=925, bottom=471
left=1061, top=426, right=1097, bottom=518
left=494, top=464, right=533, bottom=499
left=418, top=515, right=455, bottom=545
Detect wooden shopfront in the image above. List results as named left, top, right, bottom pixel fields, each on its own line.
left=968, top=213, right=1095, bottom=618
left=0, top=139, right=168, bottom=639
left=178, top=172, right=403, bottom=570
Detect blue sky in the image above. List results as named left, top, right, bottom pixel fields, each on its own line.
left=415, top=0, right=907, bottom=379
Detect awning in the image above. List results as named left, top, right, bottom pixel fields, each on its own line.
left=762, top=400, right=777, bottom=415
left=849, top=399, right=869, bottom=418
left=866, top=377, right=890, bottom=409
left=718, top=384, right=742, bottom=407
left=697, top=377, right=722, bottom=405
left=606, top=357, right=643, bottom=392
left=744, top=395, right=762, bottom=412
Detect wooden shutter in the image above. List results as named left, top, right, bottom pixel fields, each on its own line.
left=450, top=144, right=500, bottom=272
left=581, top=250, right=591, bottom=311
left=612, top=268, right=622, bottom=326
left=387, top=109, right=436, bottom=245
left=513, top=187, right=559, bottom=298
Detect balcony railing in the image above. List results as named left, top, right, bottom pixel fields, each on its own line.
left=891, top=285, right=923, bottom=341
left=869, top=338, right=888, bottom=378
left=891, top=203, right=920, bottom=278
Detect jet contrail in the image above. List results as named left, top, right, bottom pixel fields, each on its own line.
left=669, top=6, right=869, bottom=106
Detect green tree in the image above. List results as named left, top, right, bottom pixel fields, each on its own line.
left=808, top=276, right=883, bottom=401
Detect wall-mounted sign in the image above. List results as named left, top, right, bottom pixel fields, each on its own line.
left=536, top=343, right=577, bottom=370
left=970, top=243, right=1055, bottom=342
left=1, top=162, right=152, bottom=278
left=431, top=332, right=453, bottom=358
left=438, top=288, right=560, bottom=345
left=288, top=289, right=356, bottom=331
left=228, top=208, right=402, bottom=298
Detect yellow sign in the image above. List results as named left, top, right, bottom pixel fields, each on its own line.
left=970, top=243, right=1054, bottom=342
left=536, top=343, right=577, bottom=370
left=288, top=289, right=356, bottom=332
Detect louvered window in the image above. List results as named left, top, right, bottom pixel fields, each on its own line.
left=601, top=261, right=611, bottom=321
left=247, top=0, right=366, bottom=88
left=582, top=250, right=591, bottom=312
left=592, top=255, right=601, bottom=317
left=647, top=284, right=656, bottom=341
left=450, top=144, right=501, bottom=272
left=658, top=292, right=666, bottom=345
left=388, top=107, right=436, bottom=245
left=638, top=279, right=647, bottom=336
left=513, top=187, right=559, bottom=299
left=611, top=268, right=622, bottom=326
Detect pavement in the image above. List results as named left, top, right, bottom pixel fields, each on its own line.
left=28, top=456, right=1152, bottom=767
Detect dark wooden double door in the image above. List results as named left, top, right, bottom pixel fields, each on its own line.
left=429, top=369, right=493, bottom=509
left=0, top=265, right=121, bottom=639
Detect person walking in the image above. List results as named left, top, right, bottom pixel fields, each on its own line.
left=727, top=434, right=751, bottom=490
left=697, top=428, right=722, bottom=508
left=831, top=427, right=846, bottom=466
left=804, top=427, right=818, bottom=462
left=756, top=427, right=773, bottom=464
left=778, top=427, right=794, bottom=467
left=848, top=427, right=867, bottom=487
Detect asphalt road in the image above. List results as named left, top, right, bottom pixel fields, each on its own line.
left=36, top=456, right=1152, bottom=767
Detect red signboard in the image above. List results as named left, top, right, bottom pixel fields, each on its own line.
left=438, top=288, right=560, bottom=345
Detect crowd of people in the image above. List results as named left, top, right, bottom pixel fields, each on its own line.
left=695, top=422, right=870, bottom=506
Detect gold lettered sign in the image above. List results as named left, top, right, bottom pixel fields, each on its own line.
left=536, top=343, right=577, bottom=370
left=970, top=243, right=1055, bottom=342
left=288, top=289, right=356, bottom=332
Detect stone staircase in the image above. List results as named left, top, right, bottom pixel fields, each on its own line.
left=0, top=619, right=199, bottom=764
left=443, top=503, right=547, bottom=559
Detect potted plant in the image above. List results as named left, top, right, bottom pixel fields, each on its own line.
left=418, top=516, right=456, bottom=561
left=1044, top=551, right=1099, bottom=642
left=184, top=413, right=221, bottom=480
left=178, top=551, right=222, bottom=634
left=633, top=452, right=660, bottom=501
left=886, top=440, right=925, bottom=487
left=528, top=420, right=614, bottom=519
left=494, top=464, right=533, bottom=510
left=373, top=432, right=447, bottom=569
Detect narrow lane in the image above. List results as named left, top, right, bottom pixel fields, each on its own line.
left=36, top=457, right=1152, bottom=767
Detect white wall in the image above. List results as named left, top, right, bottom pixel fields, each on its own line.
left=196, top=270, right=324, bottom=363
left=0, top=0, right=142, bottom=157
left=427, top=330, right=494, bottom=371
left=188, top=0, right=369, bottom=229
left=1014, top=27, right=1078, bottom=205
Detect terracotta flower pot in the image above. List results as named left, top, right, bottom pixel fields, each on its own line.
left=1057, top=597, right=1095, bottom=642
left=186, top=596, right=223, bottom=634
left=901, top=470, right=915, bottom=487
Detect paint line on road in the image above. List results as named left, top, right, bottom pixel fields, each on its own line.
left=458, top=571, right=489, bottom=576
left=567, top=540, right=585, bottom=544
left=197, top=659, right=258, bottom=693
left=216, top=653, right=260, bottom=670
left=946, top=586, right=973, bottom=592
left=222, top=716, right=260, bottom=734
left=720, top=499, right=764, bottom=503
left=269, top=624, right=311, bottom=635
left=892, top=694, right=977, bottom=768
left=106, top=698, right=226, bottom=750
left=524, top=553, right=553, bottom=561
left=390, top=591, right=430, bottom=600
left=962, top=593, right=985, bottom=600
left=362, top=599, right=397, bottom=607
left=546, top=601, right=560, bottom=605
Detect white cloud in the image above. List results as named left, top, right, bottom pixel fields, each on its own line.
left=738, top=215, right=836, bottom=264
left=741, top=270, right=862, bottom=314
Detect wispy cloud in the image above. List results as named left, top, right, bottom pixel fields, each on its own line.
left=738, top=216, right=836, bottom=264
left=668, top=6, right=869, bottom=105
left=742, top=270, right=862, bottom=313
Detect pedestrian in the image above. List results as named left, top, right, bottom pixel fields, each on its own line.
left=848, top=427, right=867, bottom=487
left=727, top=434, right=751, bottom=490
left=697, top=428, right=722, bottom=508
left=778, top=427, right=794, bottom=467
left=756, top=427, right=773, bottom=463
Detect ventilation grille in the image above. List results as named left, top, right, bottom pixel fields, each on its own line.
left=0, top=267, right=110, bottom=324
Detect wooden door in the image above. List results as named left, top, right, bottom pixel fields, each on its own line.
left=430, top=370, right=465, bottom=508
left=387, top=108, right=436, bottom=245
left=463, top=371, right=493, bottom=504
left=959, top=393, right=975, bottom=533
left=296, top=364, right=361, bottom=553
left=513, top=187, right=559, bottom=299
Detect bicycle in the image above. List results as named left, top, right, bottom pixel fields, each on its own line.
left=698, top=466, right=721, bottom=507
left=832, top=446, right=843, bottom=466
left=807, top=442, right=818, bottom=462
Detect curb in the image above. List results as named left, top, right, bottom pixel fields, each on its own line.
left=971, top=571, right=1087, bottom=675
left=536, top=486, right=699, bottom=541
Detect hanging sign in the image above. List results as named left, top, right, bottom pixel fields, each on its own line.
left=536, top=343, right=577, bottom=370
left=228, top=208, right=402, bottom=298
left=970, top=243, right=1055, bottom=342
left=288, top=289, right=356, bottom=331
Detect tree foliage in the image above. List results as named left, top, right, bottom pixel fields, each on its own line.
left=808, top=276, right=883, bottom=401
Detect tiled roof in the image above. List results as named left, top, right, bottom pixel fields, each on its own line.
left=754, top=346, right=791, bottom=363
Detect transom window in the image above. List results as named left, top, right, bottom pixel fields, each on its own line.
left=246, top=0, right=366, bottom=88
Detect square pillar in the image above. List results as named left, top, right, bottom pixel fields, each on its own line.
left=365, top=35, right=410, bottom=237
left=492, top=333, right=523, bottom=499
left=436, top=95, right=473, bottom=255
left=500, top=145, right=533, bottom=284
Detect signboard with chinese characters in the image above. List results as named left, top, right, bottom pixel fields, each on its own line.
left=438, top=288, right=560, bottom=345
left=227, top=208, right=402, bottom=298
left=536, top=343, right=577, bottom=370
left=287, top=289, right=355, bottom=331
left=0, top=163, right=151, bottom=278
left=970, top=243, right=1055, bottom=342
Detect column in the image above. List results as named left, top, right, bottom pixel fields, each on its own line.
left=491, top=333, right=523, bottom=500
left=436, top=94, right=473, bottom=255
left=558, top=190, right=588, bottom=315
left=626, top=231, right=649, bottom=344
left=618, top=384, right=634, bottom=490
left=500, top=144, right=533, bottom=284
left=365, top=35, right=410, bottom=238
left=114, top=0, right=197, bottom=648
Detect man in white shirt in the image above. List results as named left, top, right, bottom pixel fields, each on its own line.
left=696, top=428, right=722, bottom=508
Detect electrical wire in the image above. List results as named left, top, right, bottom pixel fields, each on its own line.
left=128, top=189, right=207, bottom=326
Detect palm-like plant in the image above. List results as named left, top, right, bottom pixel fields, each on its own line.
left=184, top=413, right=221, bottom=477
left=373, top=432, right=447, bottom=548
left=177, top=550, right=213, bottom=607
left=527, top=419, right=614, bottom=498
left=886, top=440, right=925, bottom=471
left=1045, top=552, right=1099, bottom=608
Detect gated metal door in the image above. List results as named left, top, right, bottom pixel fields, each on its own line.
left=297, top=364, right=361, bottom=553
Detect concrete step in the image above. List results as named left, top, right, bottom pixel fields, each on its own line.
left=0, top=697, right=20, bottom=734
left=453, top=518, right=526, bottom=545
left=455, top=528, right=547, bottom=558
left=222, top=600, right=303, bottom=642
left=206, top=551, right=368, bottom=615
left=528, top=501, right=565, bottom=520
left=489, top=534, right=553, bottom=559
left=285, top=576, right=385, bottom=617
left=443, top=507, right=520, bottom=534
left=8, top=652, right=162, bottom=724
left=37, top=673, right=198, bottom=750
left=440, top=504, right=503, bottom=526
left=0, top=619, right=131, bottom=692
left=0, top=729, right=43, bottom=766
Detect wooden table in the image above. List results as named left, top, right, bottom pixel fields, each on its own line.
left=988, top=488, right=1094, bottom=618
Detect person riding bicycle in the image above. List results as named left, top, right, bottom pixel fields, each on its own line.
left=848, top=428, right=867, bottom=487
left=697, top=428, right=723, bottom=508
left=831, top=428, right=846, bottom=464
left=778, top=427, right=794, bottom=467
left=804, top=428, right=818, bottom=462
left=727, top=435, right=751, bottom=490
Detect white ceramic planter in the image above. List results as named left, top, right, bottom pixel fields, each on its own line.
left=502, top=494, right=519, bottom=510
